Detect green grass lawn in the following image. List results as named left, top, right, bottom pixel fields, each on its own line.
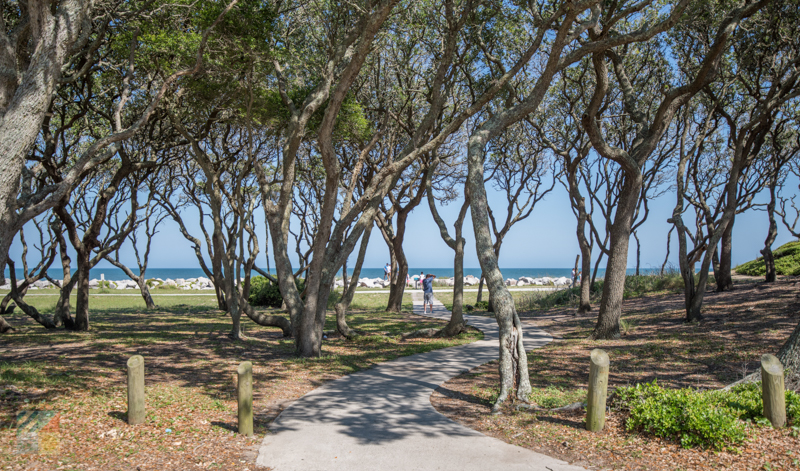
left=434, top=289, right=553, bottom=314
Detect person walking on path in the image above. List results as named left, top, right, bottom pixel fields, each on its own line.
left=384, top=263, right=391, bottom=281
left=422, top=274, right=436, bottom=313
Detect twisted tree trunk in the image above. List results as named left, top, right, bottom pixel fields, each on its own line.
left=468, top=134, right=531, bottom=411
left=8, top=261, right=55, bottom=329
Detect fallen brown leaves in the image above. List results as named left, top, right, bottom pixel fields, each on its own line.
left=431, top=278, right=800, bottom=470
left=0, top=303, right=475, bottom=470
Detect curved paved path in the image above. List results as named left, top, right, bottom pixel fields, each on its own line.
left=256, top=294, right=585, bottom=471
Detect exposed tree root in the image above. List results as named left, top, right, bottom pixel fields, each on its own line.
left=0, top=315, right=14, bottom=333
left=241, top=300, right=292, bottom=336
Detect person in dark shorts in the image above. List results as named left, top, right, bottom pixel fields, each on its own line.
left=422, top=274, right=436, bottom=313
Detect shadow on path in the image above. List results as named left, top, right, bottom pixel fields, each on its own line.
left=256, top=294, right=585, bottom=471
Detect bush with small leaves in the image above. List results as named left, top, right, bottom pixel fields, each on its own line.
left=248, top=276, right=305, bottom=308
left=614, top=381, right=800, bottom=450
left=616, top=382, right=747, bottom=450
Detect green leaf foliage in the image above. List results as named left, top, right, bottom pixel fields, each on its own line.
left=735, top=241, right=800, bottom=276
left=248, top=276, right=305, bottom=308
left=614, top=381, right=800, bottom=450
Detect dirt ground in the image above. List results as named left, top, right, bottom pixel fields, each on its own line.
left=431, top=277, right=800, bottom=470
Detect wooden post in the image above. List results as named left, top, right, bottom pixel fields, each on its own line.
left=761, top=354, right=786, bottom=428
left=237, top=361, right=254, bottom=437
left=586, top=348, right=609, bottom=432
left=126, top=355, right=145, bottom=425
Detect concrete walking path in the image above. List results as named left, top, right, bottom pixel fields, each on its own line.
left=256, top=293, right=585, bottom=470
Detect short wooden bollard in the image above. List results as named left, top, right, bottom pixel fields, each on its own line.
left=237, top=361, right=253, bottom=437
left=761, top=354, right=786, bottom=428
left=126, top=355, right=145, bottom=425
left=586, top=348, right=610, bottom=432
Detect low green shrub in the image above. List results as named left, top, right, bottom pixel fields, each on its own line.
left=614, top=381, right=800, bottom=450
left=474, top=300, right=489, bottom=311
left=735, top=240, right=800, bottom=276
left=723, top=382, right=800, bottom=424
left=618, top=382, right=747, bottom=449
left=249, top=276, right=305, bottom=308
left=520, top=269, right=686, bottom=311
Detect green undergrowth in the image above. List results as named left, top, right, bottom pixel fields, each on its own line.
left=529, top=385, right=587, bottom=409
left=517, top=271, right=686, bottom=311
left=735, top=240, right=800, bottom=276
left=613, top=381, right=800, bottom=450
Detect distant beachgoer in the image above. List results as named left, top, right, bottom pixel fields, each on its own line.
left=417, top=271, right=425, bottom=289
left=406, top=273, right=412, bottom=287
left=384, top=263, right=391, bottom=281
left=422, top=274, right=436, bottom=313
left=571, top=268, right=577, bottom=288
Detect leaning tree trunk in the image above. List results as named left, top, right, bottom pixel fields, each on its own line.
left=440, top=235, right=467, bottom=337
left=54, top=277, right=76, bottom=329
left=103, top=257, right=157, bottom=309
left=726, top=318, right=800, bottom=390
left=717, top=218, right=734, bottom=291
left=592, top=176, right=641, bottom=340
left=386, top=239, right=409, bottom=313
left=762, top=184, right=779, bottom=283
left=7, top=262, right=55, bottom=329
left=467, top=136, right=531, bottom=411
left=239, top=292, right=292, bottom=336
left=335, top=224, right=373, bottom=338
left=1, top=289, right=21, bottom=313
left=137, top=277, right=156, bottom=310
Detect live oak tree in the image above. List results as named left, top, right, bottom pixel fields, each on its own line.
left=103, top=176, right=170, bottom=309
left=703, top=0, right=800, bottom=292
left=464, top=0, right=693, bottom=409
left=0, top=0, right=240, bottom=283
left=376, top=160, right=428, bottom=312
left=475, top=120, right=556, bottom=309
left=425, top=153, right=471, bottom=336
left=253, top=0, right=512, bottom=357
left=158, top=111, right=291, bottom=338
left=671, top=0, right=799, bottom=322
left=529, top=64, right=597, bottom=312
left=0, top=214, right=59, bottom=332
left=57, top=153, right=158, bottom=330
left=581, top=0, right=769, bottom=339
left=761, top=119, right=799, bottom=282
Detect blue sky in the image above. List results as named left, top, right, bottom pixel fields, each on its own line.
left=9, top=175, right=795, bottom=273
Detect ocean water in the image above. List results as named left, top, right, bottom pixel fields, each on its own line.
left=5, top=267, right=661, bottom=282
